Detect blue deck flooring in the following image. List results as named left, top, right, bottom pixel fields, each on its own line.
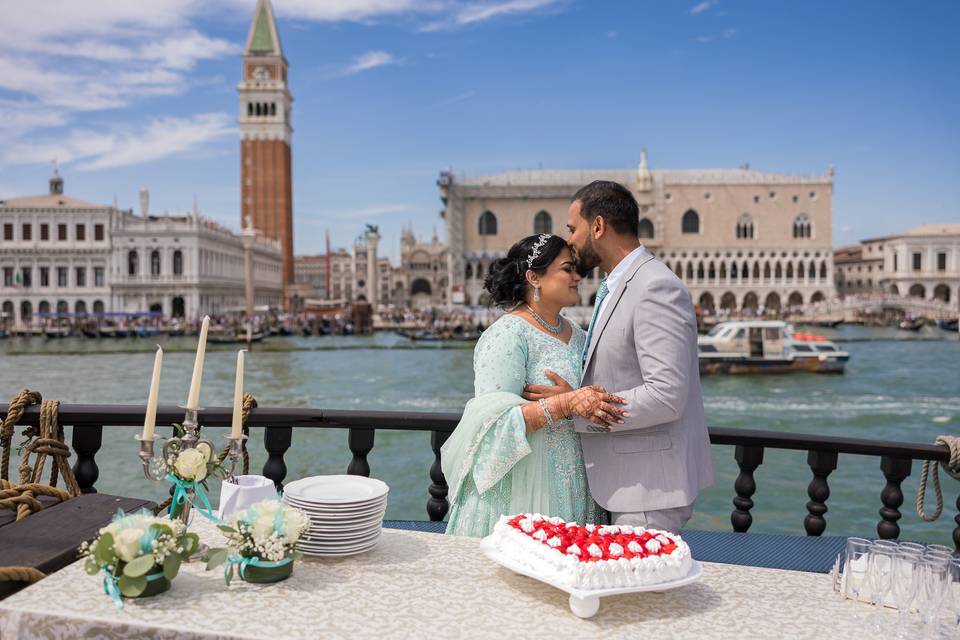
left=382, top=520, right=847, bottom=574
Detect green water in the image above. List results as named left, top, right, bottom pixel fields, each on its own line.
left=1, top=325, right=957, bottom=543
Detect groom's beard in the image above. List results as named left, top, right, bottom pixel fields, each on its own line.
left=575, top=238, right=601, bottom=278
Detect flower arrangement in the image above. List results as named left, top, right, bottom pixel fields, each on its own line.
left=163, top=426, right=229, bottom=520
left=205, top=499, right=309, bottom=584
left=80, top=510, right=199, bottom=607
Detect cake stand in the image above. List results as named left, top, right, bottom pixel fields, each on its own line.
left=479, top=537, right=703, bottom=619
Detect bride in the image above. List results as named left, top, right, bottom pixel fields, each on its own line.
left=442, top=234, right=627, bottom=537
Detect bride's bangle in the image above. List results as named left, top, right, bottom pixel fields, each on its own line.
left=538, top=399, right=556, bottom=427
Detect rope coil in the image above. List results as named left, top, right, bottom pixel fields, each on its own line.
left=917, top=434, right=960, bottom=522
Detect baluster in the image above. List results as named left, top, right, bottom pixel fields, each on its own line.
left=731, top=445, right=763, bottom=532
left=954, top=492, right=960, bottom=552
left=427, top=430, right=450, bottom=522
left=347, top=428, right=374, bottom=477
left=877, top=456, right=912, bottom=539
left=803, top=449, right=838, bottom=536
left=262, top=426, right=292, bottom=491
left=71, top=424, right=102, bottom=494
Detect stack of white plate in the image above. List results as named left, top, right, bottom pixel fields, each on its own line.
left=282, top=475, right=389, bottom=557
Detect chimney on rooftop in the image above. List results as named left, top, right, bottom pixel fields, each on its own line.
left=140, top=187, right=149, bottom=217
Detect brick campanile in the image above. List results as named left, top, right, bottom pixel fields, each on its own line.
left=239, top=0, right=294, bottom=301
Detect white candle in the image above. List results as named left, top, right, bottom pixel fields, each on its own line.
left=142, top=345, right=163, bottom=440
left=231, top=350, right=246, bottom=438
left=186, top=315, right=209, bottom=410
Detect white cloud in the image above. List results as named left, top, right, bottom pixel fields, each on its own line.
left=337, top=50, right=404, bottom=76
left=2, top=113, right=235, bottom=171
left=689, top=1, right=715, bottom=15
left=420, top=0, right=562, bottom=31
left=435, top=90, right=476, bottom=107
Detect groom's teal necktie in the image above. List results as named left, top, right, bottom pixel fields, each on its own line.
left=582, top=279, right=609, bottom=365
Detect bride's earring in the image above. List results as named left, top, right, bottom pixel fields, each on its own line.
left=533, top=286, right=541, bottom=302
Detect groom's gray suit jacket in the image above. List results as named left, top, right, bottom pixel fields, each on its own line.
left=575, top=246, right=714, bottom=514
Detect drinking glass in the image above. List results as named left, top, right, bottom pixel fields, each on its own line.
left=889, top=549, right=921, bottom=638
left=898, top=541, right=925, bottom=555
left=872, top=539, right=898, bottom=550
left=867, top=545, right=895, bottom=626
left=926, top=544, right=953, bottom=557
left=844, top=537, right=872, bottom=605
left=948, top=557, right=960, bottom=628
left=918, top=557, right=950, bottom=628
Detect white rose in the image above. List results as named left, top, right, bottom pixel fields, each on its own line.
left=115, top=527, right=146, bottom=562
left=280, top=508, right=308, bottom=543
left=174, top=448, right=208, bottom=481
left=252, top=514, right=276, bottom=542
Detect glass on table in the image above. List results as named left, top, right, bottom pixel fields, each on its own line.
left=947, top=556, right=960, bottom=629
left=897, top=541, right=925, bottom=555
left=918, top=556, right=950, bottom=629
left=889, top=547, right=921, bottom=639
left=843, top=537, right=872, bottom=604
left=867, top=544, right=895, bottom=626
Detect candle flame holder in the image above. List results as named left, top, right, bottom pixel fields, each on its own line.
left=222, top=434, right=248, bottom=484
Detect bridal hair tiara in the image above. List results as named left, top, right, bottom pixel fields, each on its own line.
left=525, top=234, right=551, bottom=269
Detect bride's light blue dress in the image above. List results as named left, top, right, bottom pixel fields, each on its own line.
left=445, top=314, right=598, bottom=537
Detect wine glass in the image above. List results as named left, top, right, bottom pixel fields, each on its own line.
left=889, top=548, right=921, bottom=639
left=867, top=545, right=895, bottom=627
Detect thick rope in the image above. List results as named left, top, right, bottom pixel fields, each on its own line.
left=917, top=435, right=960, bottom=522
left=1, top=389, right=42, bottom=482
left=155, top=394, right=257, bottom=515
left=0, top=566, right=45, bottom=584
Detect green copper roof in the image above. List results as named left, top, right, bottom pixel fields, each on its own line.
left=249, top=2, right=277, bottom=53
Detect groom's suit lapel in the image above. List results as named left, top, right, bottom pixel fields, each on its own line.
left=583, top=248, right=656, bottom=377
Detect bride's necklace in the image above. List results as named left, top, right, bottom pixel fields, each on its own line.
left=525, top=305, right=564, bottom=335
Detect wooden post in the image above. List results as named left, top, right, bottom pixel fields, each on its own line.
left=877, top=456, right=912, bottom=539
left=427, top=430, right=450, bottom=522
left=71, top=424, right=102, bottom=494
left=262, top=426, right=292, bottom=492
left=803, top=449, right=839, bottom=536
left=731, top=445, right=764, bottom=532
left=347, top=428, right=374, bottom=477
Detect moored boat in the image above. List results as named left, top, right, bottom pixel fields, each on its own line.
left=698, top=320, right=849, bottom=375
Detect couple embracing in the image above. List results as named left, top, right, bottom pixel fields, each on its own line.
left=441, top=180, right=713, bottom=536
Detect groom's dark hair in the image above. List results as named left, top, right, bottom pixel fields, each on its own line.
left=572, top=180, right=640, bottom=237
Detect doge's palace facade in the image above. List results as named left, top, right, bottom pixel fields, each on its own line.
left=439, top=151, right=836, bottom=314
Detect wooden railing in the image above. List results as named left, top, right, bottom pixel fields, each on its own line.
left=2, top=403, right=956, bottom=548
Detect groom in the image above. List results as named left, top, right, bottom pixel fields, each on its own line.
left=525, top=180, right=713, bottom=533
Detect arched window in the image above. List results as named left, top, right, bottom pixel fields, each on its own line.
left=763, top=262, right=771, bottom=280
left=75, top=300, right=87, bottom=315
left=93, top=300, right=104, bottom=314
left=38, top=300, right=50, bottom=314
left=793, top=213, right=812, bottom=239
left=786, top=262, right=794, bottom=280
left=128, top=250, right=138, bottom=276
left=742, top=261, right=750, bottom=281
left=775, top=262, right=783, bottom=280
left=533, top=210, right=552, bottom=235
left=270, top=102, right=276, bottom=116
left=736, top=214, right=754, bottom=239
left=478, top=211, right=498, bottom=236
left=465, top=263, right=473, bottom=280
left=681, top=209, right=700, bottom=234
left=808, top=261, right=816, bottom=280
left=247, top=103, right=253, bottom=117
left=719, top=263, right=727, bottom=280
left=819, top=261, right=827, bottom=280
left=150, top=250, right=161, bottom=276
left=685, top=263, right=694, bottom=280
left=674, top=263, right=682, bottom=278
left=476, top=263, right=484, bottom=279
left=638, top=217, right=654, bottom=239
left=173, top=250, right=183, bottom=276
left=20, top=301, right=32, bottom=322
left=255, top=103, right=261, bottom=116
left=696, top=262, right=705, bottom=281
left=708, top=262, right=716, bottom=280
left=752, top=262, right=760, bottom=280
left=731, top=262, right=739, bottom=281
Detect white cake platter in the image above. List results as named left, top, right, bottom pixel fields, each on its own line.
left=479, top=536, right=703, bottom=619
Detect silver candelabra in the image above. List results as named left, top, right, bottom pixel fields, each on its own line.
left=136, top=407, right=247, bottom=523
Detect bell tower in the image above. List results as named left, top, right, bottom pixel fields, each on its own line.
left=239, top=0, right=294, bottom=299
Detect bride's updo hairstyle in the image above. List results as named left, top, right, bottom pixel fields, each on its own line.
left=484, top=234, right=569, bottom=308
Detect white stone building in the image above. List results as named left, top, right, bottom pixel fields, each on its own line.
left=0, top=172, right=113, bottom=325
left=111, top=193, right=283, bottom=318
left=862, top=224, right=960, bottom=306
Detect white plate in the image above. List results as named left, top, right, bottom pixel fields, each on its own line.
left=305, top=516, right=384, bottom=532
left=303, top=525, right=381, bottom=541
left=283, top=493, right=387, bottom=508
left=479, top=536, right=703, bottom=619
left=284, top=475, right=389, bottom=504
left=283, top=496, right=386, bottom=513
left=301, top=528, right=381, bottom=543
left=299, top=540, right=380, bottom=558
left=298, top=535, right=381, bottom=552
left=285, top=502, right=387, bottom=517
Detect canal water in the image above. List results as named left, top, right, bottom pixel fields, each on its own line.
left=1, top=324, right=958, bottom=543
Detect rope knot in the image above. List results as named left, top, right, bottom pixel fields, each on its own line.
left=917, top=434, right=960, bottom=522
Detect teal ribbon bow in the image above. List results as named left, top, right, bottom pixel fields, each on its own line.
left=165, top=473, right=225, bottom=525
left=226, top=554, right=291, bottom=581
left=101, top=567, right=123, bottom=609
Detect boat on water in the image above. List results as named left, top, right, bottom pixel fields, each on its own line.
left=898, top=316, right=927, bottom=331
left=698, top=320, right=849, bottom=375
left=396, top=329, right=480, bottom=342
left=936, top=318, right=959, bottom=332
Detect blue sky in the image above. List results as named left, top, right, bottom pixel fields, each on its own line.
left=1, top=0, right=957, bottom=260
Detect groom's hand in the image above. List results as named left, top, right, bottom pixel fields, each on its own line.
left=522, top=370, right=572, bottom=400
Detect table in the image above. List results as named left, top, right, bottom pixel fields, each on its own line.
left=0, top=518, right=895, bottom=639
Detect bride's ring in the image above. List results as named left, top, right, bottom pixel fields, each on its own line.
left=595, top=409, right=604, bottom=418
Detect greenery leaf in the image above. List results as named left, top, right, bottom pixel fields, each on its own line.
left=118, top=574, right=147, bottom=597
left=204, top=548, right=229, bottom=571
left=217, top=525, right=236, bottom=534
left=182, top=533, right=200, bottom=558
left=225, top=565, right=233, bottom=586
left=84, top=556, right=100, bottom=576
left=123, top=553, right=156, bottom=577
left=163, top=553, right=181, bottom=580
left=94, top=533, right=114, bottom=565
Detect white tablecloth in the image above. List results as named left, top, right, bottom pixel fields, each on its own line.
left=0, top=518, right=895, bottom=639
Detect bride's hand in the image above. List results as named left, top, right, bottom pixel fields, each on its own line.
left=558, top=386, right=628, bottom=429
left=522, top=370, right=572, bottom=400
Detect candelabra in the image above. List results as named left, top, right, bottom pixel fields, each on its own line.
left=135, top=407, right=245, bottom=523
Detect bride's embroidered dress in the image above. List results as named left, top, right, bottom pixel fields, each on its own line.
left=442, top=315, right=599, bottom=537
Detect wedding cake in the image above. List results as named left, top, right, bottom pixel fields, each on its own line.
left=487, top=513, right=693, bottom=590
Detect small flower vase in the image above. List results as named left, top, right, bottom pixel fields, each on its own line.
left=240, top=554, right=294, bottom=584
left=137, top=568, right=172, bottom=598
